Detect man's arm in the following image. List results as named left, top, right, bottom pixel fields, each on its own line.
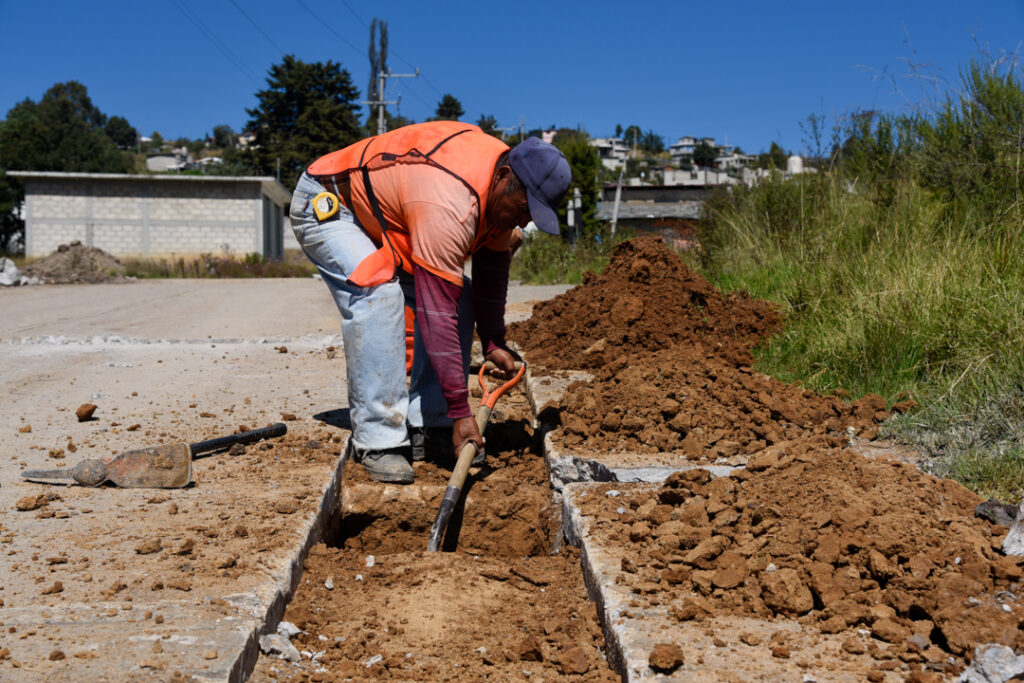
left=472, top=246, right=518, bottom=378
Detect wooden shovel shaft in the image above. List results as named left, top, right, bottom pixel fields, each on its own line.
left=426, top=406, right=491, bottom=552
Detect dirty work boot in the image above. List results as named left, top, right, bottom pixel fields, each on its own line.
left=356, top=447, right=414, bottom=484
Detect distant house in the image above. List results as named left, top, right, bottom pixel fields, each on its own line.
left=590, top=137, right=629, bottom=170
left=11, top=171, right=294, bottom=259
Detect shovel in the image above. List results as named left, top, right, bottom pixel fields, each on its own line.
left=20, top=423, right=287, bottom=488
left=427, top=361, right=525, bottom=552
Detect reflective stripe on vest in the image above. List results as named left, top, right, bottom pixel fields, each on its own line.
left=307, top=121, right=509, bottom=287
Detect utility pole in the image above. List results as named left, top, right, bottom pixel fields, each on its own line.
left=496, top=126, right=515, bottom=141
left=611, top=130, right=637, bottom=238
left=362, top=68, right=419, bottom=135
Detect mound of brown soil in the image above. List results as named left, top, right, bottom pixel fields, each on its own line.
left=23, top=241, right=126, bottom=284
left=578, top=443, right=1023, bottom=673
left=510, top=236, right=781, bottom=370
left=557, top=347, right=891, bottom=458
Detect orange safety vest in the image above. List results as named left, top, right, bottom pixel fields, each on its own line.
left=307, top=121, right=509, bottom=287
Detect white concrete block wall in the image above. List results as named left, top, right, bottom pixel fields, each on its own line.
left=24, top=176, right=288, bottom=258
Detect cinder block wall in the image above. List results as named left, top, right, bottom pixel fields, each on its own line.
left=24, top=177, right=281, bottom=258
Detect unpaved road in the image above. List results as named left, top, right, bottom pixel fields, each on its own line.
left=0, top=278, right=569, bottom=681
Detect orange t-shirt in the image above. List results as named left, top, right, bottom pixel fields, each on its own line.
left=348, top=161, right=511, bottom=284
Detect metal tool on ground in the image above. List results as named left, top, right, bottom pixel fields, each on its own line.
left=20, top=423, right=287, bottom=488
left=427, top=361, right=525, bottom=551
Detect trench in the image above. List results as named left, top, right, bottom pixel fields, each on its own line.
left=250, top=388, right=618, bottom=682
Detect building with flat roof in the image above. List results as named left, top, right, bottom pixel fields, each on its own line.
left=10, top=172, right=293, bottom=259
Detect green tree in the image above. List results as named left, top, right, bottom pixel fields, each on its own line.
left=0, top=81, right=133, bottom=252
left=640, top=129, right=665, bottom=154
left=433, top=94, right=464, bottom=121
left=244, top=55, right=362, bottom=187
left=693, top=141, right=716, bottom=167
left=553, top=134, right=600, bottom=239
left=476, top=114, right=500, bottom=137
left=105, top=115, right=137, bottom=149
left=150, top=131, right=164, bottom=151
left=614, top=123, right=623, bottom=138
left=622, top=125, right=642, bottom=146
left=756, top=141, right=788, bottom=170
left=212, top=124, right=236, bottom=149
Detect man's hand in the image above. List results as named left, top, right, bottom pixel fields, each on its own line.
left=485, top=346, right=519, bottom=380
left=453, top=416, right=484, bottom=459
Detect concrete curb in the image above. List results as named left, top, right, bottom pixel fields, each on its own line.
left=224, top=442, right=349, bottom=681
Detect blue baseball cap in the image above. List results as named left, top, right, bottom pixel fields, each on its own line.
left=509, top=137, right=572, bottom=235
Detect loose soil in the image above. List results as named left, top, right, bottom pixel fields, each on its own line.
left=250, top=389, right=618, bottom=682
left=512, top=237, right=899, bottom=461
left=510, top=236, right=1023, bottom=676
left=575, top=445, right=1022, bottom=677
left=23, top=241, right=127, bottom=284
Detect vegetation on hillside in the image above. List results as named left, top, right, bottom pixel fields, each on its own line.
left=696, top=58, right=1024, bottom=501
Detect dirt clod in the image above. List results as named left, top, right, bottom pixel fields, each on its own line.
left=648, top=643, right=684, bottom=673
left=76, top=403, right=97, bottom=421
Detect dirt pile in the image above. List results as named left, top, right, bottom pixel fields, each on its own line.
left=558, top=348, right=898, bottom=457
left=578, top=441, right=1024, bottom=674
left=23, top=241, right=126, bottom=284
left=510, top=236, right=781, bottom=370
left=512, top=236, right=896, bottom=458
left=251, top=389, right=618, bottom=681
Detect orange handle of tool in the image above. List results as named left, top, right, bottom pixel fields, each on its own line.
left=479, top=360, right=526, bottom=411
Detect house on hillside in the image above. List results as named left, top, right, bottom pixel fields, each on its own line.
left=11, top=171, right=294, bottom=259
left=590, top=137, right=629, bottom=170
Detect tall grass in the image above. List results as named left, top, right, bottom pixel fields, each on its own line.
left=511, top=229, right=634, bottom=285
left=122, top=251, right=316, bottom=279
left=698, top=58, right=1024, bottom=501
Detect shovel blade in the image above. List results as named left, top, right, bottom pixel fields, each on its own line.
left=106, top=444, right=191, bottom=488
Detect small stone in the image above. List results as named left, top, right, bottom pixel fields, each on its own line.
left=135, top=539, right=162, bottom=555
left=18, top=425, right=31, bottom=433
left=518, top=635, right=543, bottom=662
left=871, top=618, right=909, bottom=644
left=228, top=443, right=246, bottom=456
left=234, top=524, right=248, bottom=537
left=49, top=650, right=65, bottom=661
left=173, top=538, right=194, bottom=555
left=16, top=494, right=53, bottom=512
left=275, top=500, right=298, bottom=515
left=649, top=643, right=684, bottom=673
left=365, top=555, right=376, bottom=568
left=772, top=646, right=790, bottom=659
left=740, top=632, right=762, bottom=646
left=558, top=647, right=589, bottom=675
left=259, top=634, right=301, bottom=663
left=216, top=555, right=237, bottom=569
left=842, top=637, right=866, bottom=655
left=41, top=581, right=64, bottom=595
left=324, top=577, right=334, bottom=590
left=202, top=650, right=217, bottom=660
left=76, top=403, right=97, bottom=421
left=277, top=621, right=301, bottom=639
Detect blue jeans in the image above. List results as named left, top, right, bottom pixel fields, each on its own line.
left=289, top=173, right=473, bottom=452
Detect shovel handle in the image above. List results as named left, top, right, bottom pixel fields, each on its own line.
left=427, top=362, right=525, bottom=552
left=189, top=423, right=287, bottom=456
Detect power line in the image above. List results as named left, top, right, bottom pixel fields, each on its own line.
left=228, top=0, right=287, bottom=57
left=294, top=0, right=363, bottom=61
left=172, top=0, right=261, bottom=84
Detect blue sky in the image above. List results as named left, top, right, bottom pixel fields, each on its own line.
left=1, top=1, right=1021, bottom=155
